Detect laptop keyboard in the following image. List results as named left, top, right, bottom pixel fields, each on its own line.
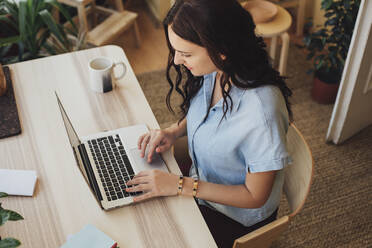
left=88, top=134, right=141, bottom=201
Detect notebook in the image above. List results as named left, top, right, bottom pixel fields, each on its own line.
left=56, top=93, right=168, bottom=210
left=0, top=169, right=37, bottom=196
left=61, top=224, right=117, bottom=248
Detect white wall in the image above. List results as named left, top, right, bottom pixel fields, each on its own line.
left=326, top=0, right=372, bottom=143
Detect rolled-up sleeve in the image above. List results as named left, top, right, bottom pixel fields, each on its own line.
left=240, top=88, right=291, bottom=173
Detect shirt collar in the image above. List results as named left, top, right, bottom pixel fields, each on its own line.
left=203, top=72, right=245, bottom=114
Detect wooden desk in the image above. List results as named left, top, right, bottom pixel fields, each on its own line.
left=0, top=45, right=216, bottom=248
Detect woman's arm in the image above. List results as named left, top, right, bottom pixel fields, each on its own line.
left=183, top=171, right=276, bottom=208
left=166, top=118, right=187, bottom=138
left=126, top=169, right=276, bottom=209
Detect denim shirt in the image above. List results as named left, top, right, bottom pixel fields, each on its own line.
left=186, top=71, right=291, bottom=227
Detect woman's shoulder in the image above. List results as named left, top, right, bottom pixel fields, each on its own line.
left=241, top=85, right=285, bottom=109
left=248, top=84, right=282, bottom=100
left=238, top=85, right=288, bottom=124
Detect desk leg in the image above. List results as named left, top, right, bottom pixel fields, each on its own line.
left=279, top=32, right=289, bottom=76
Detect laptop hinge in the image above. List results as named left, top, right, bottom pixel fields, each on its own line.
left=77, top=144, right=103, bottom=202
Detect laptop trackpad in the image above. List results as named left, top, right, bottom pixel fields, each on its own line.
left=129, top=148, right=168, bottom=173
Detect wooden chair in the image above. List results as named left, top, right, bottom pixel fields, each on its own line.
left=57, top=0, right=141, bottom=47
left=172, top=124, right=314, bottom=248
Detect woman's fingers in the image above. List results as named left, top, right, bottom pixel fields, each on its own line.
left=146, top=135, right=165, bottom=163
left=155, top=143, right=169, bottom=153
left=140, top=134, right=151, bottom=158
left=137, top=129, right=175, bottom=162
left=127, top=174, right=148, bottom=185
left=132, top=192, right=154, bottom=203
left=126, top=183, right=148, bottom=192
left=137, top=133, right=146, bottom=149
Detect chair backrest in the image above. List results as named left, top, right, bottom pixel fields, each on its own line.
left=284, top=124, right=314, bottom=218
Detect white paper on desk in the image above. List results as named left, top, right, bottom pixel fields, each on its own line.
left=0, top=169, right=37, bottom=196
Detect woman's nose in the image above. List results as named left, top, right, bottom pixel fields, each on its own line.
left=174, top=51, right=183, bottom=65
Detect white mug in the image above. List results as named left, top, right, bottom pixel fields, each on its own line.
left=88, top=57, right=127, bottom=93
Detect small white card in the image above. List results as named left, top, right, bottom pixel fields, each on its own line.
left=0, top=169, right=37, bottom=196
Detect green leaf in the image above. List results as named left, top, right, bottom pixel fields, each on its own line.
left=0, top=45, right=12, bottom=60
left=48, top=0, right=78, bottom=34
left=321, top=0, right=333, bottom=10
left=303, top=35, right=311, bottom=46
left=3, top=1, right=19, bottom=19
left=17, top=40, right=25, bottom=61
left=7, top=209, right=24, bottom=221
left=314, top=55, right=325, bottom=71
left=39, top=9, right=67, bottom=46
left=0, top=238, right=21, bottom=248
left=0, top=14, right=18, bottom=30
left=42, top=43, right=57, bottom=55
left=324, top=11, right=334, bottom=18
left=0, top=209, right=11, bottom=226
left=18, top=1, right=27, bottom=41
left=0, top=192, right=8, bottom=198
left=0, top=36, right=20, bottom=47
left=36, top=29, right=50, bottom=48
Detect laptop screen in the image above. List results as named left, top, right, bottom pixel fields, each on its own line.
left=56, top=94, right=81, bottom=148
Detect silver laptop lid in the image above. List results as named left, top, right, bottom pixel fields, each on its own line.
left=55, top=93, right=104, bottom=207
left=55, top=93, right=81, bottom=148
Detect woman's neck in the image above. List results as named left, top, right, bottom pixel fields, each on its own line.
left=211, top=71, right=223, bottom=106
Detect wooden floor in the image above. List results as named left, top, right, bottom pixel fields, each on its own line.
left=112, top=0, right=303, bottom=75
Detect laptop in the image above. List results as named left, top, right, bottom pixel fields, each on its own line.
left=56, top=93, right=168, bottom=210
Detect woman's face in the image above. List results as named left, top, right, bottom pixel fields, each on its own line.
left=168, top=25, right=218, bottom=76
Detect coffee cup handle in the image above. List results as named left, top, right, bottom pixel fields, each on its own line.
left=113, top=61, right=127, bottom=80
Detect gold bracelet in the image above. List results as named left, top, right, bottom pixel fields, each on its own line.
left=177, top=175, right=184, bottom=195
left=192, top=179, right=199, bottom=197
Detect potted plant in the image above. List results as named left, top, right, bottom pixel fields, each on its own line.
left=0, top=0, right=86, bottom=64
left=303, top=0, right=361, bottom=104
left=0, top=192, right=24, bottom=248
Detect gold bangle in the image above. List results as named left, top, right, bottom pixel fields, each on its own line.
left=177, top=175, right=184, bottom=195
left=192, top=179, right=199, bottom=197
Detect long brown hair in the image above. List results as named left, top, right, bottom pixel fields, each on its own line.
left=164, top=0, right=292, bottom=122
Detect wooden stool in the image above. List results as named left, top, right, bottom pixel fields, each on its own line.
left=57, top=0, right=141, bottom=47
left=270, top=0, right=306, bottom=36
left=255, top=5, right=292, bottom=76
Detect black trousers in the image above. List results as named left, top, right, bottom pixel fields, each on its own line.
left=197, top=204, right=278, bottom=248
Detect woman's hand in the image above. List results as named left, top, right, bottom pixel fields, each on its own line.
left=126, top=170, right=179, bottom=202
left=137, top=128, right=177, bottom=163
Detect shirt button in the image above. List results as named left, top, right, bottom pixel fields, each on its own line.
left=212, top=108, right=216, bottom=112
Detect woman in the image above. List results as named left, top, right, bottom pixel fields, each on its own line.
left=126, top=0, right=292, bottom=247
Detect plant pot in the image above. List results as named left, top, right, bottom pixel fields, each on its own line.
left=311, top=76, right=340, bottom=104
